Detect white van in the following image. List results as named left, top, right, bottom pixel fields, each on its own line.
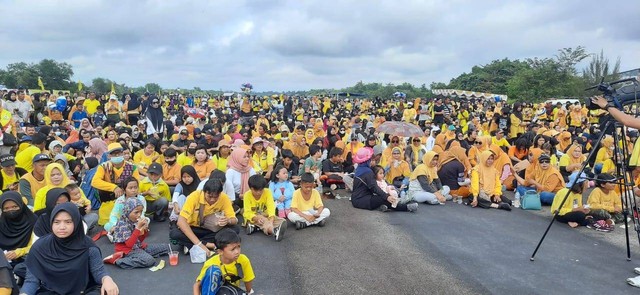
left=545, top=98, right=580, bottom=106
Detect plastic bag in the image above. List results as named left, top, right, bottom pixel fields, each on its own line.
left=190, top=244, right=207, bottom=263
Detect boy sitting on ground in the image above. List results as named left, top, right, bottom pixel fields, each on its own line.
left=243, top=175, right=287, bottom=241
left=587, top=173, right=624, bottom=226
left=288, top=173, right=331, bottom=229
left=193, top=229, right=255, bottom=295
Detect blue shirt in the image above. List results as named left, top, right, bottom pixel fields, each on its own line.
left=71, top=110, right=88, bottom=128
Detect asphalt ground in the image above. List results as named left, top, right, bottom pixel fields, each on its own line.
left=96, top=191, right=640, bottom=295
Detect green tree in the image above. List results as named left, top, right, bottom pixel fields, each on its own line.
left=36, top=59, right=74, bottom=90
left=583, top=49, right=621, bottom=91
left=90, top=77, right=111, bottom=94
left=144, top=83, right=162, bottom=95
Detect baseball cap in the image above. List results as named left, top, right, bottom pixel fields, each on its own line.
left=147, top=163, right=163, bottom=175
left=107, top=143, right=123, bottom=153
left=19, top=136, right=32, bottom=143
left=33, top=154, right=52, bottom=163
left=0, top=154, right=15, bottom=167
left=280, top=125, right=290, bottom=133
left=538, top=154, right=551, bottom=162
left=218, top=139, right=231, bottom=148
left=566, top=172, right=587, bottom=188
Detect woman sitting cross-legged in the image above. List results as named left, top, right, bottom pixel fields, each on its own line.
left=513, top=153, right=565, bottom=205
left=468, top=150, right=512, bottom=210
left=406, top=151, right=452, bottom=205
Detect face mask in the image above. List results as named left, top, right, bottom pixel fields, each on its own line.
left=165, top=160, right=176, bottom=166
left=55, top=131, right=61, bottom=136
left=188, top=148, right=196, bottom=155
left=3, top=210, right=21, bottom=220
left=111, top=156, right=124, bottom=164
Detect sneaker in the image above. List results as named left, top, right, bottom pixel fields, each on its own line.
left=330, top=184, right=337, bottom=191
left=318, top=219, right=326, bottom=227
left=295, top=221, right=307, bottom=230
left=103, top=251, right=124, bottom=264
left=456, top=198, right=463, bottom=205
left=407, top=202, right=418, bottom=212
left=107, top=233, right=114, bottom=243
left=634, top=267, right=640, bottom=275
left=245, top=224, right=257, bottom=235
left=377, top=205, right=389, bottom=212
left=274, top=222, right=287, bottom=241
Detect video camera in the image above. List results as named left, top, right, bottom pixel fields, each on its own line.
left=584, top=77, right=639, bottom=110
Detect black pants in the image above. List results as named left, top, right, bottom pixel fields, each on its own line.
left=169, top=225, right=240, bottom=248
left=557, top=211, right=589, bottom=226
left=476, top=195, right=511, bottom=209
left=353, top=194, right=408, bottom=212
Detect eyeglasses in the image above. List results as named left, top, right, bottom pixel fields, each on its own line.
left=474, top=141, right=482, bottom=144
left=392, top=141, right=399, bottom=143
left=413, top=139, right=421, bottom=142
left=539, top=160, right=550, bottom=164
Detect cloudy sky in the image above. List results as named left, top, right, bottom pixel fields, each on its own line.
left=1, top=0, right=638, bottom=92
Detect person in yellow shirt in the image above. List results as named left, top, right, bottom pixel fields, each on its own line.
left=18, top=154, right=50, bottom=206
left=161, top=148, right=181, bottom=187
left=0, top=191, right=36, bottom=283
left=587, top=173, right=624, bottom=223
left=178, top=142, right=197, bottom=167
left=250, top=138, right=274, bottom=179
left=139, top=163, right=171, bottom=222
left=84, top=92, right=101, bottom=116
left=287, top=173, right=330, bottom=229
left=0, top=154, right=25, bottom=192
left=212, top=140, right=231, bottom=172
left=193, top=229, right=255, bottom=294
left=550, top=172, right=590, bottom=228
left=133, top=141, right=160, bottom=176
left=169, top=179, right=239, bottom=255
left=33, top=163, right=88, bottom=212
left=193, top=145, right=215, bottom=180
left=15, top=133, right=46, bottom=173
left=243, top=175, right=286, bottom=241
left=491, top=130, right=511, bottom=150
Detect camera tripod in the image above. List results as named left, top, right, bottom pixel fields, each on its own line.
left=530, top=116, right=640, bottom=261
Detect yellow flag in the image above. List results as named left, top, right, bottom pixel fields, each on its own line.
left=77, top=80, right=83, bottom=92
left=37, top=76, right=45, bottom=91
left=111, top=83, right=116, bottom=94
left=347, top=93, right=350, bottom=97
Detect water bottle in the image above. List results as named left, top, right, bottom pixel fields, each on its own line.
left=514, top=191, right=521, bottom=208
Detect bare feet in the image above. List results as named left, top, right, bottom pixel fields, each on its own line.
left=568, top=222, right=578, bottom=228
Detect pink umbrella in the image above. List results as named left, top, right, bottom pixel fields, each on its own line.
left=376, top=121, right=424, bottom=137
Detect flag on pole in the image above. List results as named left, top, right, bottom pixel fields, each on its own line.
left=37, top=77, right=45, bottom=91
left=77, top=80, right=83, bottom=92
left=111, top=83, right=116, bottom=94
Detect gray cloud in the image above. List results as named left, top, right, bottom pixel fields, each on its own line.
left=0, top=0, right=638, bottom=92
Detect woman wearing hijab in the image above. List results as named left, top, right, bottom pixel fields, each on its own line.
left=33, top=188, right=71, bottom=238
left=33, top=163, right=87, bottom=212
left=489, top=144, right=516, bottom=191
left=559, top=144, right=587, bottom=181
left=225, top=147, right=256, bottom=201
left=79, top=118, right=94, bottom=132
left=514, top=153, right=565, bottom=205
left=468, top=135, right=491, bottom=167
left=469, top=150, right=512, bottom=210
left=171, top=166, right=201, bottom=223
left=557, top=131, right=572, bottom=153
left=408, top=151, right=452, bottom=205
left=594, top=135, right=615, bottom=174
left=437, top=146, right=472, bottom=202
left=22, top=203, right=119, bottom=295
left=124, top=93, right=142, bottom=126
left=350, top=147, right=417, bottom=212
left=86, top=138, right=108, bottom=161
left=384, top=147, right=411, bottom=187
left=0, top=192, right=36, bottom=282
left=144, top=95, right=165, bottom=137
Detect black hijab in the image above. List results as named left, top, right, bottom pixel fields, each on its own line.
left=145, top=95, right=164, bottom=134
left=26, top=202, right=98, bottom=295
left=0, top=192, right=36, bottom=251
left=127, top=93, right=141, bottom=110
left=84, top=157, right=99, bottom=169
left=33, top=188, right=70, bottom=237
left=180, top=166, right=201, bottom=197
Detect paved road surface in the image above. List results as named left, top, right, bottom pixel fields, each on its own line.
left=96, top=194, right=640, bottom=294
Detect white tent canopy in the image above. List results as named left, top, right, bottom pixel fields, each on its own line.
left=432, top=89, right=507, bottom=101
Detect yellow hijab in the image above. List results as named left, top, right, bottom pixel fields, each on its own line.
left=475, top=150, right=498, bottom=195
left=410, top=151, right=438, bottom=180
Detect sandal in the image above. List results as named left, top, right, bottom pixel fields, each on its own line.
left=628, top=275, right=640, bottom=288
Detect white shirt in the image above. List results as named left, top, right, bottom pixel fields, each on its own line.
left=425, top=135, right=436, bottom=151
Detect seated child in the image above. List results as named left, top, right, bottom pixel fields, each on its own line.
left=243, top=175, right=287, bottom=241
left=587, top=173, right=624, bottom=224
left=104, top=177, right=147, bottom=236
left=102, top=197, right=169, bottom=268
left=194, top=229, right=255, bottom=295
left=288, top=173, right=331, bottom=229
left=65, top=183, right=99, bottom=230
left=300, top=145, right=323, bottom=189
left=171, top=166, right=201, bottom=226
left=372, top=165, right=399, bottom=207
left=269, top=165, right=295, bottom=218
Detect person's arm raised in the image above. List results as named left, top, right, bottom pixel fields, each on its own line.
left=591, top=96, right=640, bottom=129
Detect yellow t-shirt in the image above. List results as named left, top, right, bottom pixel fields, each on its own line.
left=291, top=189, right=323, bottom=212
left=550, top=188, right=582, bottom=215
left=587, top=187, right=621, bottom=213
left=177, top=153, right=194, bottom=167
left=196, top=254, right=255, bottom=288
left=133, top=150, right=159, bottom=174
left=491, top=137, right=510, bottom=148
left=15, top=145, right=41, bottom=172
left=242, top=189, right=275, bottom=222
left=1, top=170, right=18, bottom=190
left=138, top=178, right=171, bottom=202
left=180, top=191, right=234, bottom=227
left=212, top=155, right=229, bottom=172
left=84, top=99, right=101, bottom=116
left=251, top=150, right=274, bottom=173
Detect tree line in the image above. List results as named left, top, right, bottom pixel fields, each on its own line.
left=0, top=46, right=622, bottom=102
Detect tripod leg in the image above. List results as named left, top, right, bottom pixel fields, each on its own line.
left=530, top=120, right=613, bottom=261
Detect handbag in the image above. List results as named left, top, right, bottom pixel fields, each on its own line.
left=199, top=204, right=224, bottom=232
left=521, top=189, right=542, bottom=210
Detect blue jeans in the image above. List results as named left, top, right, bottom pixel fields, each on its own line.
left=516, top=186, right=556, bottom=205
left=594, top=163, right=603, bottom=174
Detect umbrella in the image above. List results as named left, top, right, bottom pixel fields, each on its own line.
left=185, top=107, right=206, bottom=118
left=376, top=121, right=424, bottom=137
left=393, top=92, right=406, bottom=98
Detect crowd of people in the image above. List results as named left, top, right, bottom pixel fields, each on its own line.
left=0, top=86, right=637, bottom=294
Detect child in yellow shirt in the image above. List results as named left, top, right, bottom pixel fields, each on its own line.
left=587, top=173, right=624, bottom=224
left=243, top=175, right=286, bottom=241
left=287, top=173, right=331, bottom=229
